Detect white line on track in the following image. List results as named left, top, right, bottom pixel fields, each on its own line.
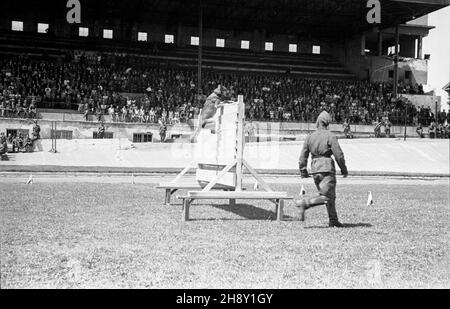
left=0, top=173, right=447, bottom=186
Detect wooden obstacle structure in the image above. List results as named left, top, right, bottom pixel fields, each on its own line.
left=159, top=95, right=293, bottom=221
left=156, top=99, right=240, bottom=205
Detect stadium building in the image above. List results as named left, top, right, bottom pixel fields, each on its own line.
left=1, top=0, right=449, bottom=291
left=0, top=0, right=449, bottom=141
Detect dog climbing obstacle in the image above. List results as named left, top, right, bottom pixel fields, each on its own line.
left=159, top=95, right=293, bottom=221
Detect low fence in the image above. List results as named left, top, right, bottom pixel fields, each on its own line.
left=0, top=116, right=428, bottom=143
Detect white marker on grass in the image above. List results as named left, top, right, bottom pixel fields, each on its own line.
left=300, top=185, right=306, bottom=197
left=367, top=191, right=374, bottom=206
left=26, top=174, right=33, bottom=185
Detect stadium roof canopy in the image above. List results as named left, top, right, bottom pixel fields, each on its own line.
left=2, top=0, right=449, bottom=38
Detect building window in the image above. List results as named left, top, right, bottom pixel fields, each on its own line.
left=265, top=42, right=273, bottom=51
left=51, top=130, right=73, bottom=140
left=137, top=32, right=148, bottom=41
left=11, top=21, right=23, bottom=31
left=103, top=29, right=113, bottom=39
left=312, top=45, right=321, bottom=54
left=93, top=132, right=114, bottom=139
left=216, top=38, right=225, bottom=48
left=388, top=70, right=394, bottom=78
left=388, top=45, right=400, bottom=55
left=78, top=27, right=89, bottom=37
left=165, top=34, right=174, bottom=44
left=289, top=44, right=297, bottom=53
left=133, top=133, right=153, bottom=143
left=191, top=36, right=199, bottom=46
left=6, top=129, right=29, bottom=138
left=37, top=23, right=49, bottom=34
left=241, top=40, right=250, bottom=49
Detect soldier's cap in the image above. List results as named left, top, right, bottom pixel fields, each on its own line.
left=316, top=111, right=332, bottom=128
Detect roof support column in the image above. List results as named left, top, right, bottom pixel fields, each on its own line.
left=417, top=35, right=423, bottom=59
left=378, top=31, right=383, bottom=56
left=393, top=23, right=400, bottom=99
left=252, top=29, right=266, bottom=53
left=361, top=34, right=366, bottom=56
left=197, top=0, right=203, bottom=103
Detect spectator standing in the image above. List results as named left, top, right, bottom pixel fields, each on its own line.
left=343, top=119, right=353, bottom=139
left=245, top=120, right=257, bottom=143
left=98, top=121, right=105, bottom=139
left=84, top=107, right=89, bottom=121
left=0, top=133, right=7, bottom=157
left=429, top=121, right=436, bottom=139
left=416, top=124, right=424, bottom=138
left=159, top=118, right=167, bottom=143
left=31, top=120, right=41, bottom=141
left=385, top=119, right=392, bottom=137
left=374, top=119, right=383, bottom=138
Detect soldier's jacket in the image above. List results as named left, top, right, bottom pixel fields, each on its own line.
left=299, top=111, right=348, bottom=175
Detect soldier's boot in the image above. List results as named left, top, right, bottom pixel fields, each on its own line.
left=329, top=221, right=345, bottom=228
left=326, top=200, right=344, bottom=228
left=294, top=195, right=329, bottom=221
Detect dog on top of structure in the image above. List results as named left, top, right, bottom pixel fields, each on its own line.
left=192, top=85, right=231, bottom=140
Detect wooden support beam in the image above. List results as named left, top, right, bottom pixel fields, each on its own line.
left=243, top=159, right=273, bottom=192
left=201, top=161, right=237, bottom=192
left=182, top=198, right=191, bottom=221
left=171, top=161, right=196, bottom=184
left=276, top=200, right=284, bottom=221
left=235, top=95, right=245, bottom=191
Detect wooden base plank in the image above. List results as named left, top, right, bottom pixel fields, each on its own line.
left=184, top=191, right=292, bottom=200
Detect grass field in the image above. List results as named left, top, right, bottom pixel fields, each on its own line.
left=1, top=179, right=449, bottom=289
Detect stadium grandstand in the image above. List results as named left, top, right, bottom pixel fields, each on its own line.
left=0, top=0, right=449, bottom=141
left=1, top=0, right=450, bottom=291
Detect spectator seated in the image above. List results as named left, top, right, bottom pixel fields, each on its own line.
left=1, top=52, right=446, bottom=129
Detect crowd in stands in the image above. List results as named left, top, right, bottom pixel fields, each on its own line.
left=1, top=53, right=448, bottom=128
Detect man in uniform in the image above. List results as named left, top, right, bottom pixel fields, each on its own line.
left=98, top=121, right=105, bottom=139
left=295, top=111, right=348, bottom=228
left=342, top=119, right=352, bottom=139
left=31, top=120, right=41, bottom=141
left=159, top=118, right=167, bottom=143
left=0, top=133, right=7, bottom=157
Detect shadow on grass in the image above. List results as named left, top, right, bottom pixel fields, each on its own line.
left=188, top=203, right=294, bottom=221
left=304, top=223, right=373, bottom=229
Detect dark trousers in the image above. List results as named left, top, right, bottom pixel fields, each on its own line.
left=308, top=173, right=339, bottom=222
